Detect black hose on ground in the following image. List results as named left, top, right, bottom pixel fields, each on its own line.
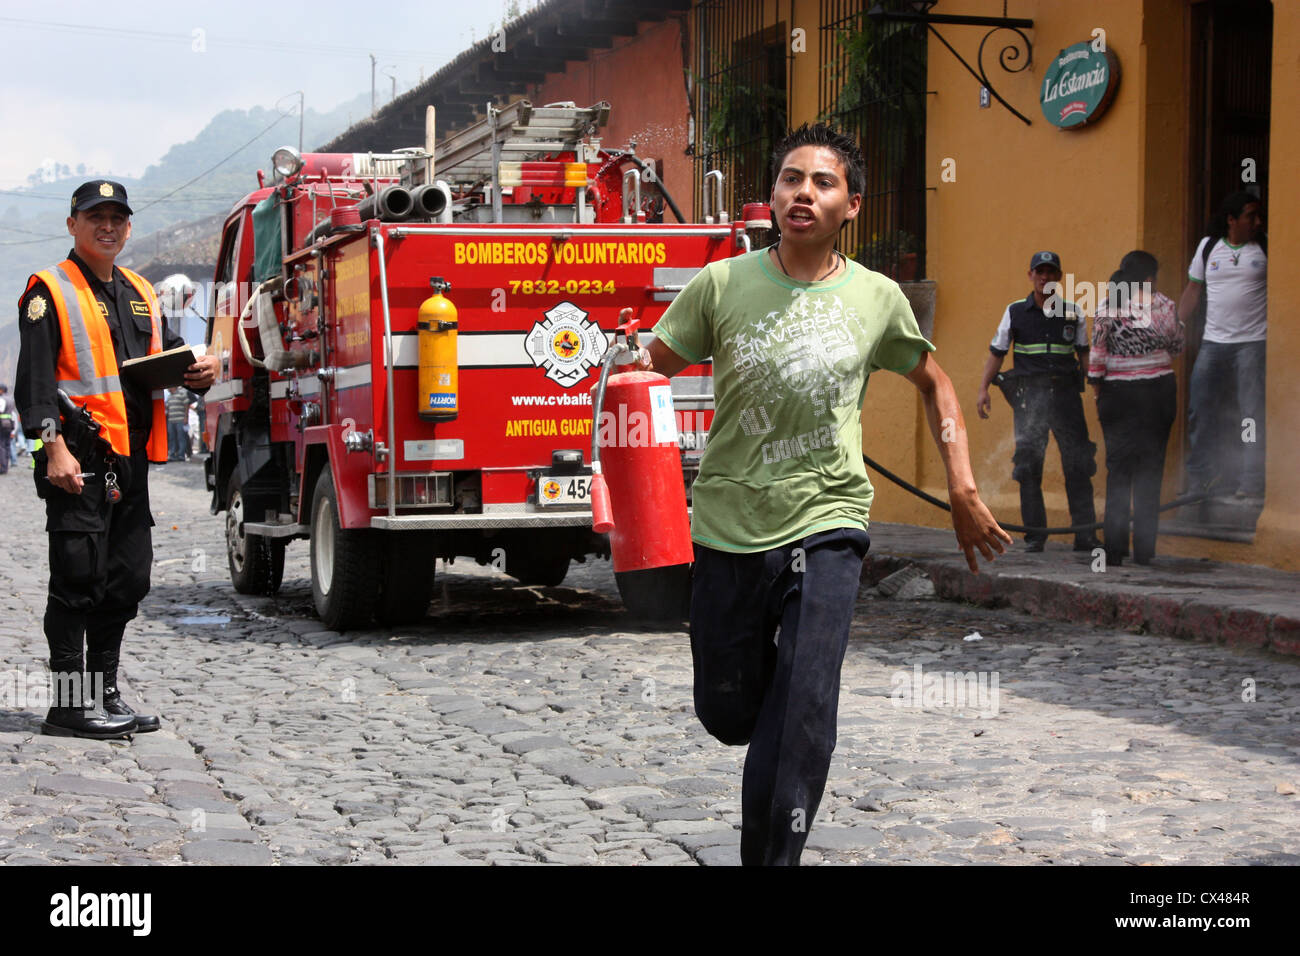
left=861, top=452, right=1213, bottom=536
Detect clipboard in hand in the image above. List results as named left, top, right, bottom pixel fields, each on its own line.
left=120, top=345, right=197, bottom=391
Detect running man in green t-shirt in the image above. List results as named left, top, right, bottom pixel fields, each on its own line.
left=632, top=123, right=1010, bottom=865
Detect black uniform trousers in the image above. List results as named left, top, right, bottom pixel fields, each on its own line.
left=1097, top=375, right=1177, bottom=564
left=1010, top=378, right=1098, bottom=545
left=689, top=527, right=871, bottom=866
left=38, top=433, right=153, bottom=696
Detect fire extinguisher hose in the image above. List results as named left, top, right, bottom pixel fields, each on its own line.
left=588, top=345, right=628, bottom=533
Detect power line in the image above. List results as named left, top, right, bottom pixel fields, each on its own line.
left=0, top=234, right=66, bottom=246
left=131, top=111, right=291, bottom=213
left=0, top=188, right=239, bottom=202
left=0, top=112, right=291, bottom=243
left=0, top=222, right=65, bottom=236
left=0, top=15, right=463, bottom=62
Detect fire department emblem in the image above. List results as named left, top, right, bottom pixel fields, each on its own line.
left=525, top=301, right=608, bottom=387
left=541, top=479, right=563, bottom=501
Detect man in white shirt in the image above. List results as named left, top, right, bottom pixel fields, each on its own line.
left=1178, top=191, right=1266, bottom=503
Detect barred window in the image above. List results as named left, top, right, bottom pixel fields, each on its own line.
left=692, top=0, right=789, bottom=219
left=692, top=0, right=926, bottom=277
left=820, top=0, right=927, bottom=279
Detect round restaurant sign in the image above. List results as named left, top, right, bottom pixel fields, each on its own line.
left=1040, top=41, right=1121, bottom=129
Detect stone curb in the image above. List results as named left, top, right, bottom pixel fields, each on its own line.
left=862, top=548, right=1300, bottom=659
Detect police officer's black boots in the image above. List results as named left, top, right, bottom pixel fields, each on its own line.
left=43, top=600, right=137, bottom=738
left=43, top=702, right=137, bottom=738
left=87, top=647, right=160, bottom=734
left=42, top=660, right=136, bottom=739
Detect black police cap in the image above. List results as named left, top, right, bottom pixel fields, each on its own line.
left=1029, top=250, right=1062, bottom=272
left=70, top=180, right=133, bottom=216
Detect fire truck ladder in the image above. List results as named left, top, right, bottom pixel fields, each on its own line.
left=434, top=100, right=611, bottom=223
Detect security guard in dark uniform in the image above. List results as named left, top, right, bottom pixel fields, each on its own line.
left=15, top=180, right=219, bottom=739
left=976, top=251, right=1100, bottom=552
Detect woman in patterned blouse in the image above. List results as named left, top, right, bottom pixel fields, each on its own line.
left=1089, top=250, right=1184, bottom=566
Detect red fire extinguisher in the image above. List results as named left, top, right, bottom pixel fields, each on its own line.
left=589, top=315, right=693, bottom=581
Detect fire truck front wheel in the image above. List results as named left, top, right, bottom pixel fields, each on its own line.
left=226, top=477, right=285, bottom=595
left=310, top=471, right=380, bottom=630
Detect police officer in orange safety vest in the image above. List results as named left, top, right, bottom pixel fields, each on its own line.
left=15, top=180, right=219, bottom=739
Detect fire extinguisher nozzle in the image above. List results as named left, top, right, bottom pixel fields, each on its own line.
left=591, top=472, right=615, bottom=534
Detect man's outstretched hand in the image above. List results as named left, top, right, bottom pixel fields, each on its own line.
left=950, top=488, right=1012, bottom=573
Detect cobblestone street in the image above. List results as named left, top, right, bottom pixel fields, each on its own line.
left=1, top=460, right=1298, bottom=866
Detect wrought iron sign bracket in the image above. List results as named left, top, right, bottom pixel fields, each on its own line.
left=868, top=2, right=1035, bottom=126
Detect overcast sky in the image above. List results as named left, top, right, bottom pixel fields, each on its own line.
left=0, top=0, right=516, bottom=190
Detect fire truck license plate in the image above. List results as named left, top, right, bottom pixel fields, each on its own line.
left=538, top=475, right=592, bottom=506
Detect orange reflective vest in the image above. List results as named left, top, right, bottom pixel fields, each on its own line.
left=24, top=259, right=169, bottom=463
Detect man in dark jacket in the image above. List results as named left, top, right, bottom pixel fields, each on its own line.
left=976, top=251, right=1100, bottom=552
left=15, top=180, right=219, bottom=739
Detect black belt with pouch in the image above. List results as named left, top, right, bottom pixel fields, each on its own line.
left=995, top=368, right=1084, bottom=406
left=34, top=390, right=123, bottom=504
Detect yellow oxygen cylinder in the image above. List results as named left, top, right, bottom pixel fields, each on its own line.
left=418, top=276, right=458, bottom=421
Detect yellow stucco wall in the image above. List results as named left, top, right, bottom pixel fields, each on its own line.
left=899, top=0, right=1146, bottom=542
left=1252, top=0, right=1300, bottom=569
left=891, top=0, right=1293, bottom=568
left=698, top=0, right=1293, bottom=568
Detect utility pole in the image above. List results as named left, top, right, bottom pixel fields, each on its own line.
left=293, top=91, right=305, bottom=153
left=370, top=54, right=377, bottom=117
left=277, top=90, right=306, bottom=151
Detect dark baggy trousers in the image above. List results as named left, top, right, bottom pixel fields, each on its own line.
left=689, top=527, right=871, bottom=866
left=1010, top=378, right=1098, bottom=545
left=1097, top=375, right=1177, bottom=564
left=37, top=437, right=153, bottom=701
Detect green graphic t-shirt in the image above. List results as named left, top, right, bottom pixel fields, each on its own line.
left=654, top=249, right=934, bottom=553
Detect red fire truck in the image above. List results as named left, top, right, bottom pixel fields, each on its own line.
left=203, top=101, right=750, bottom=629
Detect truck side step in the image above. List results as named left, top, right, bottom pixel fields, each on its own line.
left=371, top=512, right=595, bottom=530
left=244, top=520, right=309, bottom=539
